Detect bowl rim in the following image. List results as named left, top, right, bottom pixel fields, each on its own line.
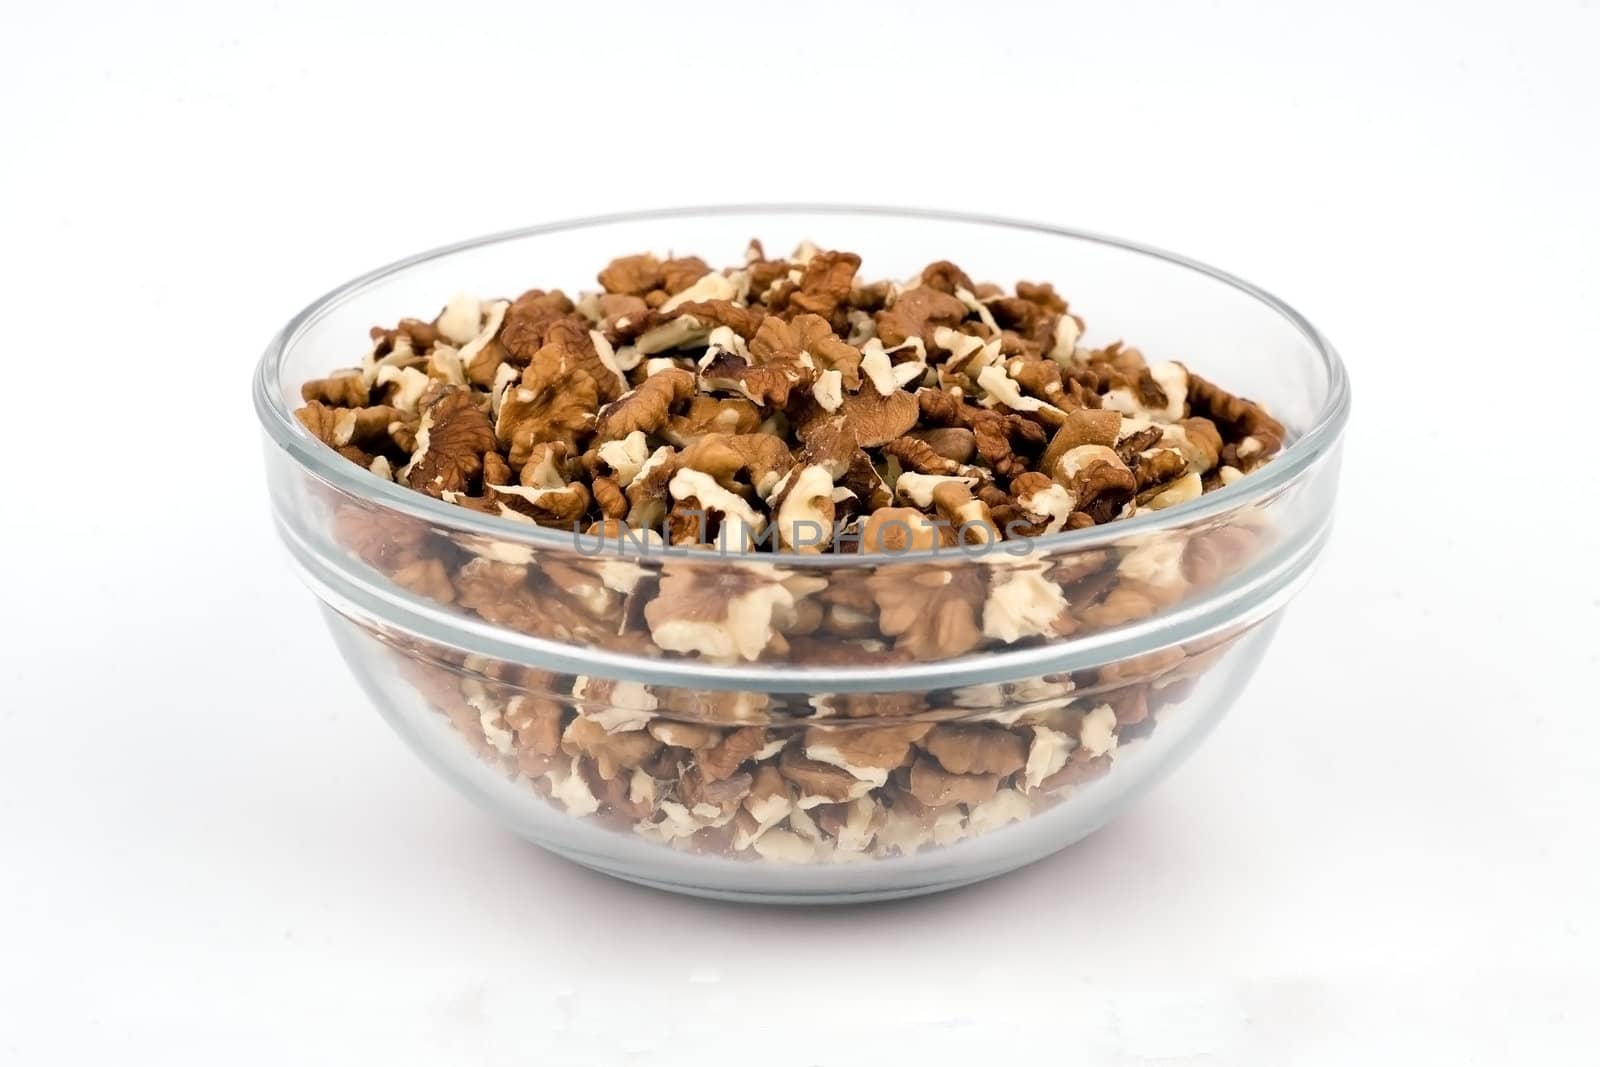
left=253, top=203, right=1350, bottom=569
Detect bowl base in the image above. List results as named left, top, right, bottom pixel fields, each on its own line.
left=543, top=835, right=1083, bottom=904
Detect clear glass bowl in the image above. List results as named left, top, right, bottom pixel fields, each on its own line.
left=254, top=206, right=1349, bottom=903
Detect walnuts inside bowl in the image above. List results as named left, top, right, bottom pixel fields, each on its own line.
left=277, top=233, right=1319, bottom=877
left=295, top=239, right=1285, bottom=662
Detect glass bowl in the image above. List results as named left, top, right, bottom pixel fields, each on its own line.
left=253, top=206, right=1349, bottom=903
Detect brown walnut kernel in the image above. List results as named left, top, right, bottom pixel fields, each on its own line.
left=404, top=389, right=496, bottom=496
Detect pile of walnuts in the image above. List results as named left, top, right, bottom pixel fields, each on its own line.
left=298, top=240, right=1283, bottom=664
left=387, top=622, right=1244, bottom=863
left=294, top=240, right=1286, bottom=861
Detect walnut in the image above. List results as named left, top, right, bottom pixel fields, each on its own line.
left=495, top=345, right=599, bottom=465
left=832, top=388, right=919, bottom=448
left=875, top=286, right=967, bottom=348
left=547, top=759, right=602, bottom=816
left=929, top=479, right=1001, bottom=546
left=988, top=295, right=1059, bottom=349
left=660, top=395, right=763, bottom=446
left=1039, top=408, right=1122, bottom=477
left=584, top=430, right=652, bottom=488
left=982, top=567, right=1076, bottom=642
left=815, top=796, right=885, bottom=853
left=1052, top=444, right=1138, bottom=524
left=454, top=558, right=547, bottom=632
left=659, top=256, right=713, bottom=295
left=370, top=316, right=441, bottom=354
left=779, top=250, right=860, bottom=319
left=907, top=426, right=977, bottom=465
left=858, top=336, right=930, bottom=395
left=488, top=480, right=591, bottom=527
left=1015, top=280, right=1068, bottom=314
left=562, top=716, right=661, bottom=781
left=839, top=447, right=894, bottom=514
left=588, top=291, right=650, bottom=337
left=975, top=364, right=1066, bottom=426
left=751, top=829, right=817, bottom=864
left=916, top=389, right=1044, bottom=478
left=498, top=289, right=578, bottom=363
left=778, top=746, right=873, bottom=806
left=301, top=370, right=370, bottom=407
left=677, top=433, right=794, bottom=498
left=550, top=319, right=628, bottom=403
left=677, top=766, right=754, bottom=818
left=668, top=467, right=766, bottom=543
left=296, top=401, right=408, bottom=454
left=1077, top=583, right=1166, bottom=627
left=917, top=260, right=976, bottom=295
left=1133, top=445, right=1189, bottom=490
left=333, top=504, right=434, bottom=574
left=390, top=557, right=456, bottom=601
left=1008, top=470, right=1075, bottom=535
left=1076, top=703, right=1120, bottom=757
left=966, top=789, right=1031, bottom=835
left=867, top=565, right=986, bottom=660
left=1186, top=370, right=1286, bottom=459
left=859, top=507, right=951, bottom=553
left=696, top=725, right=768, bottom=783
left=1183, top=525, right=1259, bottom=587
left=699, top=346, right=801, bottom=407
left=673, top=299, right=766, bottom=340
left=505, top=694, right=565, bottom=760
left=643, top=564, right=823, bottom=662
left=661, top=269, right=744, bottom=313
left=769, top=463, right=838, bottom=553
left=922, top=724, right=1028, bottom=776
left=803, top=723, right=930, bottom=786
left=893, top=471, right=977, bottom=509
left=882, top=435, right=964, bottom=476
left=402, top=388, right=495, bottom=496
left=1037, top=750, right=1112, bottom=792
left=1021, top=725, right=1075, bottom=791
left=749, top=313, right=863, bottom=390
left=597, top=253, right=662, bottom=296
left=594, top=367, right=695, bottom=441
left=1139, top=471, right=1204, bottom=511
left=648, top=720, right=721, bottom=750
left=906, top=756, right=999, bottom=808
left=623, top=445, right=677, bottom=527
left=635, top=312, right=711, bottom=355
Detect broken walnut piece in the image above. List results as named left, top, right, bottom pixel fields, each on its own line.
left=867, top=565, right=986, bottom=660
left=562, top=716, right=661, bottom=781
left=922, top=724, right=1028, bottom=776
left=404, top=388, right=496, bottom=496
left=696, top=726, right=769, bottom=783
left=778, top=746, right=871, bottom=805
left=1184, top=369, right=1285, bottom=458
left=782, top=250, right=861, bottom=320
left=597, top=253, right=663, bottom=297
left=859, top=507, right=953, bottom=553
left=496, top=344, right=599, bottom=464
left=595, top=367, right=696, bottom=441
left=498, top=289, right=578, bottom=363
left=875, top=286, right=967, bottom=348
left=804, top=723, right=931, bottom=785
left=643, top=563, right=823, bottom=662
left=301, top=370, right=370, bottom=408
left=906, top=756, right=1000, bottom=807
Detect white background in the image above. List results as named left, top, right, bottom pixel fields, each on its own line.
left=3, top=1, right=1597, bottom=1063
